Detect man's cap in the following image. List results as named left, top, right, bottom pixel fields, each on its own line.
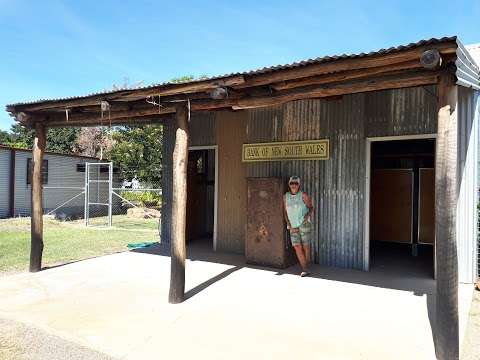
left=288, top=176, right=301, bottom=184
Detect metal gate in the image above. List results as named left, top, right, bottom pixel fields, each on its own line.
left=85, top=162, right=113, bottom=226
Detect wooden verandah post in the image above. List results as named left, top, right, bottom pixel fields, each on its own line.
left=435, top=73, right=459, bottom=360
left=30, top=122, right=46, bottom=272
left=168, top=103, right=189, bottom=303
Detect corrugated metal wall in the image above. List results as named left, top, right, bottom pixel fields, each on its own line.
left=245, top=86, right=438, bottom=269
left=161, top=86, right=442, bottom=270
left=456, top=87, right=479, bottom=283
left=246, top=95, right=366, bottom=268
left=0, top=148, right=11, bottom=218
left=13, top=151, right=93, bottom=217
left=161, top=112, right=217, bottom=244
left=216, top=111, right=247, bottom=254
left=365, top=85, right=438, bottom=136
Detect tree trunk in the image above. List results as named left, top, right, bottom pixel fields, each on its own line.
left=168, top=104, right=189, bottom=304
left=30, top=122, right=46, bottom=272
left=435, top=73, right=459, bottom=360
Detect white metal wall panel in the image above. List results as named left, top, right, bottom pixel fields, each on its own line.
left=456, top=87, right=479, bottom=283
left=0, top=148, right=11, bottom=218
left=14, top=151, right=95, bottom=217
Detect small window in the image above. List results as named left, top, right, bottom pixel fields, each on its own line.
left=27, top=159, right=48, bottom=185
left=76, top=164, right=86, bottom=172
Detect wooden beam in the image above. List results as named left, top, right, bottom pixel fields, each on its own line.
left=168, top=103, right=189, bottom=304
left=30, top=122, right=46, bottom=272
left=234, top=42, right=457, bottom=89
left=45, top=114, right=170, bottom=128
left=14, top=76, right=245, bottom=112
left=270, top=60, right=422, bottom=91
left=26, top=70, right=440, bottom=127
left=435, top=72, right=459, bottom=360
left=230, top=71, right=439, bottom=110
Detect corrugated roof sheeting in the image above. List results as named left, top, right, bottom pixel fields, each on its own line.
left=456, top=41, right=480, bottom=90
left=7, top=37, right=459, bottom=108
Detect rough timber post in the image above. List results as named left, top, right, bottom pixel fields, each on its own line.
left=30, top=122, right=46, bottom=272
left=168, top=104, right=189, bottom=304
left=435, top=72, right=459, bottom=360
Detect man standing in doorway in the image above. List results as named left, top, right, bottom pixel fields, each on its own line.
left=283, top=176, right=314, bottom=277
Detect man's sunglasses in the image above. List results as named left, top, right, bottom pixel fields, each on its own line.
left=289, top=182, right=299, bottom=186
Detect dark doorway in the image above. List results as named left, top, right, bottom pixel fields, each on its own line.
left=186, top=149, right=215, bottom=248
left=369, top=138, right=435, bottom=277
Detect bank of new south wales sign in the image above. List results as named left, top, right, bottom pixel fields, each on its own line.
left=242, top=139, right=329, bottom=162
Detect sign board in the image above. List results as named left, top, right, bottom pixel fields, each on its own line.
left=242, top=139, right=329, bottom=162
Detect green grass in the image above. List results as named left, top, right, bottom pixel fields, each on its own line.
left=0, top=215, right=159, bottom=274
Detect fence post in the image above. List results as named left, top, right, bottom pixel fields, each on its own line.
left=84, top=163, right=89, bottom=226
left=108, top=162, right=113, bottom=227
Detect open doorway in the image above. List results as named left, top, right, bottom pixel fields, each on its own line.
left=186, top=147, right=217, bottom=250
left=366, top=137, right=435, bottom=277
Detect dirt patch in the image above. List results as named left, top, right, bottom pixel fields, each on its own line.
left=461, top=289, right=480, bottom=360
left=0, top=318, right=114, bottom=360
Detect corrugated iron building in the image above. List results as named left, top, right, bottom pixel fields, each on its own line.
left=162, top=82, right=479, bottom=283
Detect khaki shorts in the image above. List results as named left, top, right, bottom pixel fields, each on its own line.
left=289, top=221, right=313, bottom=247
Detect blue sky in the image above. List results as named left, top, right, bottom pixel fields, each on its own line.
left=1, top=0, right=479, bottom=131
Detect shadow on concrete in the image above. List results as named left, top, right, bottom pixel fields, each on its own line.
left=133, top=239, right=439, bottom=352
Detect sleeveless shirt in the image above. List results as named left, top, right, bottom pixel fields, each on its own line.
left=285, top=191, right=309, bottom=228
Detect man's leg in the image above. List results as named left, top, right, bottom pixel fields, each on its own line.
left=293, top=245, right=308, bottom=271
left=302, top=244, right=311, bottom=265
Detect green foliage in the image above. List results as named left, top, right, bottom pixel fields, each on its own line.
left=107, top=125, right=163, bottom=183
left=120, top=190, right=162, bottom=207
left=6, top=124, right=80, bottom=154
left=0, top=129, right=11, bottom=144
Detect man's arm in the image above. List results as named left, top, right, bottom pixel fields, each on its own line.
left=282, top=194, right=292, bottom=229
left=302, top=192, right=314, bottom=222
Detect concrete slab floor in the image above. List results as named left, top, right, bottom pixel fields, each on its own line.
left=0, top=243, right=474, bottom=360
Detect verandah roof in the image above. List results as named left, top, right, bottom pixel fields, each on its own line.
left=6, top=36, right=479, bottom=128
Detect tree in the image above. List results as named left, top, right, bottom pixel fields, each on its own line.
left=107, top=125, right=163, bottom=184
left=74, top=127, right=114, bottom=158
left=0, top=129, right=11, bottom=144
left=7, top=124, right=80, bottom=154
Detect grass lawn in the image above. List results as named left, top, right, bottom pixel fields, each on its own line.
left=0, top=215, right=159, bottom=275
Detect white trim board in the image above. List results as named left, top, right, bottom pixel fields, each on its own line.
left=363, top=134, right=436, bottom=271
left=188, top=145, right=218, bottom=251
